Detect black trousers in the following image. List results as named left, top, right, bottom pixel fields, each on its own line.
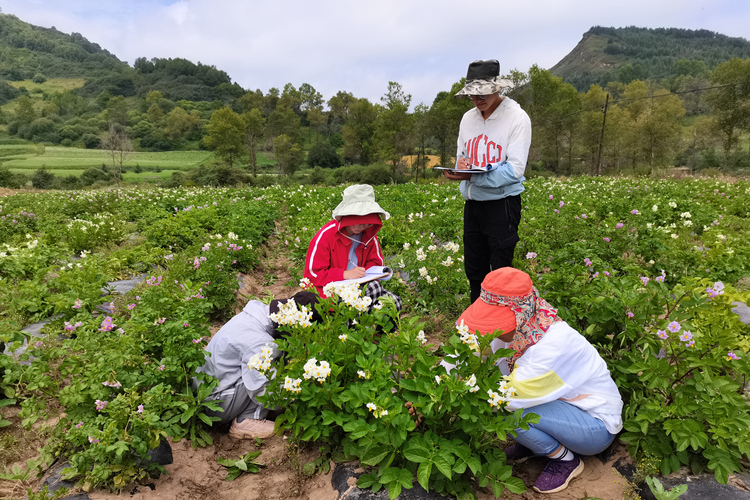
left=463, top=195, right=522, bottom=303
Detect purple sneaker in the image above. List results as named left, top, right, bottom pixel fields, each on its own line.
left=504, top=443, right=535, bottom=462
left=532, top=454, right=584, bottom=493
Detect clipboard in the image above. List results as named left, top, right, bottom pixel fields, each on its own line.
left=330, top=266, right=393, bottom=286
left=434, top=167, right=491, bottom=174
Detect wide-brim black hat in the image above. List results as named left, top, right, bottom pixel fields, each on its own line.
left=454, top=59, right=513, bottom=98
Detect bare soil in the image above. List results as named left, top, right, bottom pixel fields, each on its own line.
left=90, top=434, right=338, bottom=500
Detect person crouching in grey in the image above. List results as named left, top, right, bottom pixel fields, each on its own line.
left=195, top=291, right=321, bottom=439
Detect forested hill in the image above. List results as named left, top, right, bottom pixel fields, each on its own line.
left=0, top=13, right=244, bottom=102
left=0, top=13, right=126, bottom=80
left=550, top=26, right=750, bottom=91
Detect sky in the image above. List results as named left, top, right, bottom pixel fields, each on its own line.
left=3, top=0, right=749, bottom=108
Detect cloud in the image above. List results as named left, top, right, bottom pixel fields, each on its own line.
left=2, top=0, right=748, bottom=107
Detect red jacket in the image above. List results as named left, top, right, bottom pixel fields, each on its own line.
left=304, top=214, right=384, bottom=297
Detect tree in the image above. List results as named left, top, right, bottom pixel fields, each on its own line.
left=273, top=134, right=304, bottom=176
left=410, top=103, right=430, bottom=181
left=307, top=106, right=329, bottom=140
left=705, top=57, right=750, bottom=153
left=147, top=103, right=164, bottom=123
left=299, top=83, right=323, bottom=111
left=328, top=91, right=355, bottom=133
left=576, top=85, right=609, bottom=172
left=263, top=87, right=280, bottom=115
left=240, top=89, right=264, bottom=113
left=14, top=95, right=36, bottom=125
left=373, top=82, right=413, bottom=175
left=503, top=69, right=531, bottom=110
left=278, top=83, right=302, bottom=113
left=638, top=90, right=686, bottom=173
left=527, top=65, right=581, bottom=171
left=31, top=168, right=55, bottom=189
left=622, top=81, right=685, bottom=172
left=242, top=108, right=265, bottom=177
left=265, top=107, right=301, bottom=144
left=342, top=98, right=377, bottom=165
left=95, top=90, right=113, bottom=110
left=204, top=107, right=246, bottom=168
left=106, top=95, right=129, bottom=126
left=101, top=124, right=135, bottom=187
left=164, top=107, right=200, bottom=140
left=426, top=83, right=473, bottom=168
left=673, top=74, right=711, bottom=116
left=307, top=141, right=341, bottom=169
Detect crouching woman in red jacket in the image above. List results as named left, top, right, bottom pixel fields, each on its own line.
left=303, top=184, right=401, bottom=313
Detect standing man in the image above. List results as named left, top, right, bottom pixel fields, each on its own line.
left=445, top=59, right=532, bottom=303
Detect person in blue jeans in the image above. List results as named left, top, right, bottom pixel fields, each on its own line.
left=455, top=267, right=623, bottom=494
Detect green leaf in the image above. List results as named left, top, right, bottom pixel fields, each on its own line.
left=492, top=479, right=504, bottom=497
left=417, top=461, right=432, bottom=490
left=361, top=446, right=390, bottom=466
left=432, top=455, right=452, bottom=480
left=357, top=473, right=376, bottom=489
left=504, top=476, right=526, bottom=494
left=397, top=468, right=414, bottom=488
left=225, top=468, right=242, bottom=481
left=235, top=459, right=248, bottom=472
left=403, top=439, right=431, bottom=463
left=198, top=413, right=213, bottom=426
left=387, top=481, right=402, bottom=500
left=466, top=456, right=482, bottom=475
left=379, top=467, right=400, bottom=484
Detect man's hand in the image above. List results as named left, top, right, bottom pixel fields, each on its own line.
left=456, top=156, right=471, bottom=169
left=343, top=267, right=366, bottom=279
left=444, top=170, right=471, bottom=181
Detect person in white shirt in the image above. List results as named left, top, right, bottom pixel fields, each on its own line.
left=445, top=60, right=532, bottom=304
left=455, top=267, right=623, bottom=494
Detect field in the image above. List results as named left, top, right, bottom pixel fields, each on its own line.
left=0, top=146, right=215, bottom=171
left=1, top=176, right=749, bottom=499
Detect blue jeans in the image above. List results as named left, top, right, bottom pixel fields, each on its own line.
left=512, top=400, right=615, bottom=456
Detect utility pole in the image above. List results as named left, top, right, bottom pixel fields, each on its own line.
left=596, top=93, right=609, bottom=176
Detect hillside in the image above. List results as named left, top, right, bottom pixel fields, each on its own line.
left=550, top=26, right=750, bottom=91
left=0, top=13, right=242, bottom=102
left=0, top=13, right=128, bottom=81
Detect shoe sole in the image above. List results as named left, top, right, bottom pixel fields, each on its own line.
left=228, top=427, right=275, bottom=440
left=532, top=459, right=584, bottom=494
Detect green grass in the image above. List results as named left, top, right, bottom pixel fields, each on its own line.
left=8, top=78, right=86, bottom=93
left=2, top=146, right=214, bottom=170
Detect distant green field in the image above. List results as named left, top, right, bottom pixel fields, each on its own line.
left=2, top=146, right=214, bottom=170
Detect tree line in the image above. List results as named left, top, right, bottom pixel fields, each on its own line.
left=2, top=57, right=750, bottom=179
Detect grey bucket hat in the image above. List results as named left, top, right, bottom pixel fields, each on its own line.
left=454, top=59, right=513, bottom=98
left=331, top=184, right=390, bottom=221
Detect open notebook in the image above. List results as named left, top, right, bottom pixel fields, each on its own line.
left=434, top=164, right=497, bottom=174
left=330, top=266, right=393, bottom=285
